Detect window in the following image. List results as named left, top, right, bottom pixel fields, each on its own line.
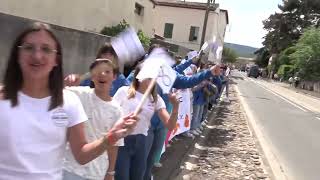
left=164, top=23, right=174, bottom=38
left=189, top=26, right=200, bottom=41
left=135, top=3, right=144, bottom=16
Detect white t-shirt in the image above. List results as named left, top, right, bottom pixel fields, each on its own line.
left=113, top=86, right=166, bottom=136
left=0, top=90, right=87, bottom=180
left=63, top=86, right=123, bottom=179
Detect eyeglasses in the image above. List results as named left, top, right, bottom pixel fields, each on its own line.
left=18, top=44, right=58, bottom=55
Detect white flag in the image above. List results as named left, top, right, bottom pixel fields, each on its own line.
left=187, top=50, right=198, bottom=60
left=136, top=57, right=162, bottom=80
left=136, top=48, right=176, bottom=93
left=200, top=42, right=209, bottom=52
left=157, top=63, right=177, bottom=94
left=111, top=27, right=145, bottom=72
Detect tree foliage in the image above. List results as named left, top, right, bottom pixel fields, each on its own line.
left=289, top=28, right=320, bottom=80
left=100, top=19, right=151, bottom=47
left=100, top=19, right=129, bottom=36
left=254, top=47, right=270, bottom=68
left=277, top=64, right=294, bottom=80
left=137, top=30, right=151, bottom=47
left=222, top=47, right=238, bottom=63
left=263, top=0, right=320, bottom=54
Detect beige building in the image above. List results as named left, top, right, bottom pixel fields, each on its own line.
left=153, top=1, right=229, bottom=52
left=0, top=0, right=156, bottom=35
left=0, top=0, right=228, bottom=58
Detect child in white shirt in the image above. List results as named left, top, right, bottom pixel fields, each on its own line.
left=0, top=22, right=137, bottom=180
left=64, top=59, right=124, bottom=180
left=113, top=63, right=180, bottom=180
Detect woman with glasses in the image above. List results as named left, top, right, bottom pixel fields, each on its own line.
left=0, top=22, right=137, bottom=180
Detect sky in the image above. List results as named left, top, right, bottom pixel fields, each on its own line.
left=187, top=0, right=283, bottom=48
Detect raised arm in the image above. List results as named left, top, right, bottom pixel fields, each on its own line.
left=157, top=93, right=180, bottom=130
left=173, top=65, right=220, bottom=89
left=67, top=113, right=137, bottom=165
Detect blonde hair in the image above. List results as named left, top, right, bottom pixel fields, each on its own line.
left=127, top=63, right=158, bottom=103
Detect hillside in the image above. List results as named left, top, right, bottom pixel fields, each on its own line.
left=224, top=42, right=258, bottom=58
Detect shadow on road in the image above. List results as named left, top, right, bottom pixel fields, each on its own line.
left=153, top=92, right=237, bottom=180
left=231, top=75, right=244, bottom=81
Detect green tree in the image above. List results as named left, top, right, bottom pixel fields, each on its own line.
left=289, top=28, right=320, bottom=80
left=137, top=30, right=151, bottom=47
left=100, top=19, right=130, bottom=36
left=222, top=47, right=238, bottom=63
left=278, top=46, right=297, bottom=65
left=100, top=19, right=151, bottom=47
left=262, top=0, right=320, bottom=54
left=277, top=64, right=294, bottom=80
left=254, top=47, right=270, bottom=67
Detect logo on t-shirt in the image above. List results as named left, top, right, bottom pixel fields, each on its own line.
left=51, top=108, right=69, bottom=127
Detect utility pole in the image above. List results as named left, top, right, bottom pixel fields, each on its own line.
left=200, top=0, right=215, bottom=50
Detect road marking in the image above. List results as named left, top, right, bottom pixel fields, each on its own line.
left=254, top=81, right=308, bottom=112
left=238, top=72, right=310, bottom=113
left=235, top=85, right=290, bottom=180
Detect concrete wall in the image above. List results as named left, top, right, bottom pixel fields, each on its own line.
left=151, top=39, right=191, bottom=57
left=0, top=13, right=110, bottom=81
left=299, top=81, right=320, bottom=93
left=0, top=0, right=113, bottom=32
left=0, top=0, right=228, bottom=54
left=109, top=0, right=156, bottom=36
left=0, top=0, right=155, bottom=36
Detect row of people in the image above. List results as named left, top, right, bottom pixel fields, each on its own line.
left=0, top=22, right=222, bottom=180
left=0, top=22, right=138, bottom=180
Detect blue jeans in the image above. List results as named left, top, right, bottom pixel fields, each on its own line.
left=201, top=99, right=210, bottom=122
left=220, top=80, right=229, bottom=97
left=143, top=126, right=167, bottom=180
left=191, top=104, right=204, bottom=130
left=115, top=134, right=148, bottom=180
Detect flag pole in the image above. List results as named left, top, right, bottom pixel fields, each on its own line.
left=133, top=78, right=157, bottom=116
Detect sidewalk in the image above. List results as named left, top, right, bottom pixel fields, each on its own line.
left=274, top=81, right=320, bottom=99
left=153, top=85, right=270, bottom=180
left=257, top=80, right=320, bottom=113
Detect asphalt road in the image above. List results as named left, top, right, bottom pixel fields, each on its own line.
left=232, top=70, right=320, bottom=180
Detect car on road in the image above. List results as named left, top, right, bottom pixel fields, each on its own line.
left=240, top=65, right=246, bottom=72
left=247, top=65, right=259, bottom=78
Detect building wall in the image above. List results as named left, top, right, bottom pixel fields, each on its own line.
left=0, top=13, right=110, bottom=81
left=153, top=5, right=227, bottom=52
left=0, top=0, right=228, bottom=62
left=154, top=5, right=208, bottom=50
left=0, top=0, right=114, bottom=32
left=0, top=0, right=155, bottom=36
left=107, top=0, right=155, bottom=36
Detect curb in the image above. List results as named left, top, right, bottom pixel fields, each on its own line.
left=234, top=85, right=290, bottom=180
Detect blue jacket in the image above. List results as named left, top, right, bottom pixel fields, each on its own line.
left=211, top=76, right=222, bottom=94
left=173, top=59, right=193, bottom=75
left=110, top=74, right=130, bottom=96
left=80, top=73, right=129, bottom=96
left=193, top=88, right=206, bottom=105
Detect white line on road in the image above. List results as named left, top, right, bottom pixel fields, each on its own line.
left=238, top=73, right=309, bottom=113
left=235, top=85, right=290, bottom=180
left=255, top=82, right=308, bottom=112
